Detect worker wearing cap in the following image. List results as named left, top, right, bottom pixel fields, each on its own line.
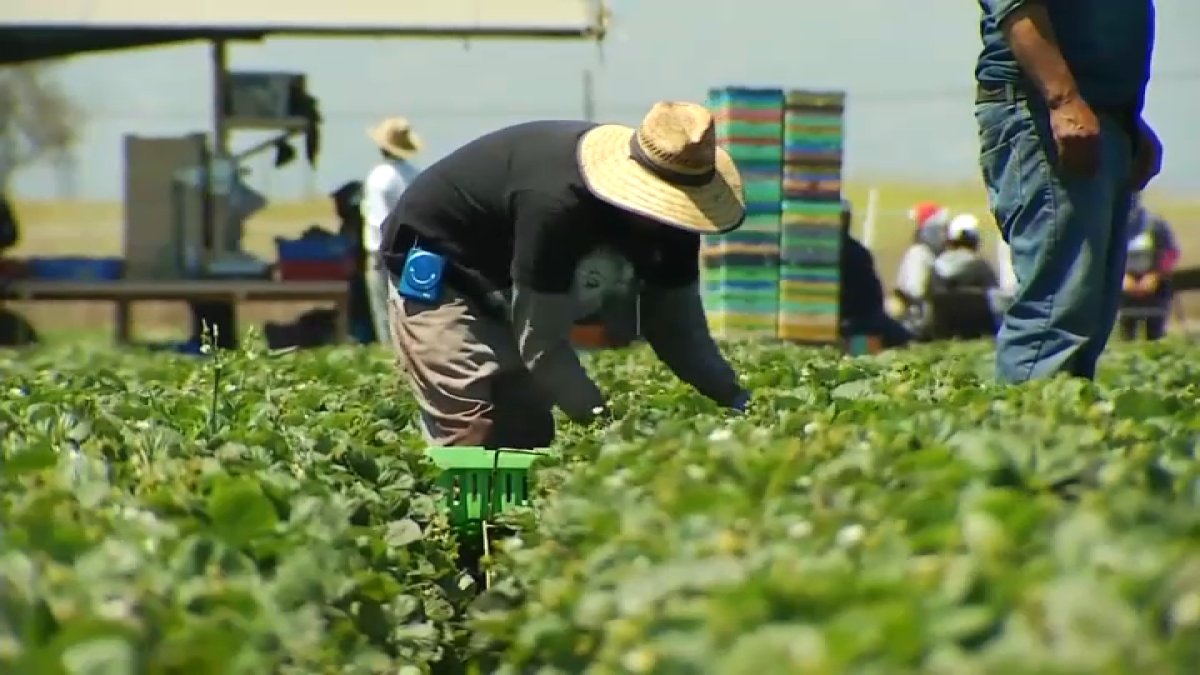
left=894, top=202, right=950, bottom=307
left=927, top=214, right=1002, bottom=339
left=1119, top=196, right=1180, bottom=341
left=379, top=102, right=751, bottom=448
left=930, top=214, right=999, bottom=293
left=891, top=202, right=950, bottom=334
left=362, top=117, right=423, bottom=344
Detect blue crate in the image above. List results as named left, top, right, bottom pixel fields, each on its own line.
left=275, top=236, right=351, bottom=262
left=27, top=257, right=124, bottom=281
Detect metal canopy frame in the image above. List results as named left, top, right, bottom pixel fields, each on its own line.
left=1, top=0, right=608, bottom=259
left=0, top=0, right=609, bottom=65
left=2, top=1, right=609, bottom=148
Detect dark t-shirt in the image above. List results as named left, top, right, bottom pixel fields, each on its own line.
left=379, top=120, right=699, bottom=308
left=975, top=0, right=1154, bottom=112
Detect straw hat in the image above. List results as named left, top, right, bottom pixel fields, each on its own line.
left=577, top=101, right=745, bottom=234
left=367, top=117, right=423, bottom=160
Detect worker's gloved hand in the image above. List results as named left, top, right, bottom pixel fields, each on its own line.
left=729, top=390, right=752, bottom=415
left=588, top=405, right=615, bottom=426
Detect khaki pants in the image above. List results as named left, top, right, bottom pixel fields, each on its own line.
left=388, top=281, right=554, bottom=449
left=365, top=256, right=392, bottom=345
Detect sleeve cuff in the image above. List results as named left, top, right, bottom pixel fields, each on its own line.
left=990, top=0, right=1032, bottom=27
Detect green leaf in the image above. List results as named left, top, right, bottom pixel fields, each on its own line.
left=60, top=638, right=135, bottom=675
left=205, top=477, right=278, bottom=547
left=385, top=519, right=424, bottom=548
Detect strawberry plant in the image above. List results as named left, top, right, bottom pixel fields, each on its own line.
left=3, top=336, right=1200, bottom=673
left=0, top=339, right=472, bottom=673
left=475, top=340, right=1200, bottom=673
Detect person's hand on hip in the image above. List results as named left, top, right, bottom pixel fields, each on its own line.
left=1049, top=96, right=1102, bottom=177
left=1131, top=119, right=1163, bottom=190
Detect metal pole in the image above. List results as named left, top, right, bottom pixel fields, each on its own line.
left=211, top=39, right=230, bottom=156
left=861, top=187, right=879, bottom=251
left=209, top=39, right=230, bottom=259
left=582, top=69, right=595, bottom=121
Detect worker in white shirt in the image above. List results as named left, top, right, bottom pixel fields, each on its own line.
left=362, top=117, right=423, bottom=344
left=890, top=202, right=950, bottom=335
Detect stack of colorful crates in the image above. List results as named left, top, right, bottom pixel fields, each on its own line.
left=701, top=86, right=785, bottom=340
left=777, top=89, right=846, bottom=344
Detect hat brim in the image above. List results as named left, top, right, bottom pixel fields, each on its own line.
left=367, top=125, right=423, bottom=160
left=576, top=124, right=746, bottom=234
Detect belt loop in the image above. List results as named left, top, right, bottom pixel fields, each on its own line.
left=1004, top=83, right=1016, bottom=103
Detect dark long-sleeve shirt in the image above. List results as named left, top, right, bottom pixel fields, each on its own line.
left=380, top=120, right=743, bottom=422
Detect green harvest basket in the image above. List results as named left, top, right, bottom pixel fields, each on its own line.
left=424, top=447, right=546, bottom=526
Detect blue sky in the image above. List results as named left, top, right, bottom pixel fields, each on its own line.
left=11, top=0, right=1199, bottom=201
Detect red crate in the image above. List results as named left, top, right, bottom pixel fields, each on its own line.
left=277, top=259, right=353, bottom=281
left=0, top=258, right=28, bottom=280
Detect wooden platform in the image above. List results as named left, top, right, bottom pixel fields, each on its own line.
left=0, top=279, right=351, bottom=345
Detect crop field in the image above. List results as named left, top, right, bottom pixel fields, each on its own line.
left=4, top=336, right=1200, bottom=674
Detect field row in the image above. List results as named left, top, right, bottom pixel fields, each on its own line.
left=3, top=338, right=1200, bottom=673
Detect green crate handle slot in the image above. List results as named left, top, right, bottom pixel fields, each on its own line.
left=424, top=447, right=548, bottom=525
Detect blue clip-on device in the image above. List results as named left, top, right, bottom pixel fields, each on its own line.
left=397, top=245, right=447, bottom=304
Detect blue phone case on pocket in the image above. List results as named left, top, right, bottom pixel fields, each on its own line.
left=397, top=245, right=447, bottom=303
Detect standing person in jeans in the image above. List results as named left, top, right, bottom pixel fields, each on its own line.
left=380, top=101, right=751, bottom=448
left=975, top=0, right=1163, bottom=382
left=362, top=117, right=423, bottom=345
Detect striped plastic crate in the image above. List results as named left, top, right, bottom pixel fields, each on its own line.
left=778, top=89, right=846, bottom=344
left=702, top=86, right=784, bottom=340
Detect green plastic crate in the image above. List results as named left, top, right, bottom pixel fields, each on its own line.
left=424, top=447, right=545, bottom=525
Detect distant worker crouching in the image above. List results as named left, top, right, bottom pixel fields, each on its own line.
left=925, top=214, right=1001, bottom=340
left=891, top=201, right=951, bottom=332
left=839, top=201, right=911, bottom=349
left=1119, top=197, right=1181, bottom=341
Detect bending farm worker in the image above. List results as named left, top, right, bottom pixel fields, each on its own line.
left=839, top=200, right=912, bottom=349
left=379, top=102, right=752, bottom=448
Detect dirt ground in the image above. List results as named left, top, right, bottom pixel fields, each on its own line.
left=5, top=179, right=1200, bottom=342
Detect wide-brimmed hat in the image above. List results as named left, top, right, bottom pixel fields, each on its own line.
left=577, top=101, right=746, bottom=234
left=367, top=117, right=423, bottom=159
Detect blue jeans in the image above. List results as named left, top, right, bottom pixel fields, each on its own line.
left=976, top=100, right=1135, bottom=382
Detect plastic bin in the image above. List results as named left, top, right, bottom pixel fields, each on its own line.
left=277, top=259, right=354, bottom=281
left=0, top=259, right=28, bottom=279
left=26, top=257, right=124, bottom=281
left=275, top=236, right=351, bottom=262
left=571, top=323, right=614, bottom=349
left=424, top=447, right=547, bottom=527
left=844, top=334, right=883, bottom=356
